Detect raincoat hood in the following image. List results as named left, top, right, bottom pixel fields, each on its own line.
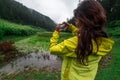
left=92, top=37, right=114, bottom=56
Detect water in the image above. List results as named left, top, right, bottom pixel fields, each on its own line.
left=0, top=52, right=62, bottom=75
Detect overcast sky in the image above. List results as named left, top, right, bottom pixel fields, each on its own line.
left=15, top=0, right=79, bottom=23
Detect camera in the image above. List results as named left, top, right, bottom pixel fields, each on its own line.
left=60, top=24, right=65, bottom=28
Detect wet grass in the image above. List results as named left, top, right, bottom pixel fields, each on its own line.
left=1, top=68, right=60, bottom=80
left=15, top=32, right=72, bottom=54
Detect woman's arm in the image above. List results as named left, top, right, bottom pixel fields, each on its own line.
left=49, top=30, right=77, bottom=57
left=68, top=24, right=78, bottom=36
left=62, top=22, right=78, bottom=36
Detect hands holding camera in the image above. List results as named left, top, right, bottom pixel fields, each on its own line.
left=56, top=22, right=71, bottom=32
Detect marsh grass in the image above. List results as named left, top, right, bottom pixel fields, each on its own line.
left=15, top=32, right=72, bottom=54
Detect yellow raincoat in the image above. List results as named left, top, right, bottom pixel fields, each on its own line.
left=49, top=24, right=114, bottom=80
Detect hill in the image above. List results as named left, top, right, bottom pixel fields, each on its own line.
left=0, top=0, right=56, bottom=31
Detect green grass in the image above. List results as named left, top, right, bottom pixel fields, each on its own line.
left=0, top=19, right=46, bottom=38
left=107, top=27, right=120, bottom=36
left=15, top=32, right=72, bottom=54
left=1, top=69, right=60, bottom=80
left=0, top=36, right=30, bottom=42
left=106, top=20, right=120, bottom=37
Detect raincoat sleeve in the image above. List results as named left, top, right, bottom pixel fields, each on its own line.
left=49, top=30, right=76, bottom=57
left=68, top=24, right=78, bottom=36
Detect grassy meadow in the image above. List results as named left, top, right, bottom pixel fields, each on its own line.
left=0, top=19, right=45, bottom=38
left=0, top=19, right=120, bottom=80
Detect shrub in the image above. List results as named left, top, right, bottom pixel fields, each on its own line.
left=106, top=20, right=120, bottom=36
left=0, top=29, right=4, bottom=39
left=107, top=20, right=120, bottom=28
left=0, top=41, right=18, bottom=61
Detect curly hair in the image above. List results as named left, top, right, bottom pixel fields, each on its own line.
left=74, top=0, right=108, bottom=65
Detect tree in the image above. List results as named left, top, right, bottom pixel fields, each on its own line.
left=98, top=0, right=120, bottom=21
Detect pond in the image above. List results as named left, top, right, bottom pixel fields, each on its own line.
left=0, top=52, right=62, bottom=75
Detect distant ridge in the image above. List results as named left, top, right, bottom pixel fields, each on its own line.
left=0, top=0, right=56, bottom=31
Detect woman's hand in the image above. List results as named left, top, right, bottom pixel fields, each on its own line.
left=62, top=22, right=71, bottom=31
left=55, top=24, right=62, bottom=32
left=62, top=22, right=71, bottom=27
left=55, top=22, right=71, bottom=32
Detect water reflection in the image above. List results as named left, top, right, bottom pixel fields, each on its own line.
left=0, top=52, right=62, bottom=75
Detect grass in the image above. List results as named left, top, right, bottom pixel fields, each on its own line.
left=1, top=69, right=60, bottom=80
left=0, top=19, right=46, bottom=38
left=0, top=35, right=30, bottom=42
left=14, top=32, right=72, bottom=54
left=107, top=27, right=120, bottom=36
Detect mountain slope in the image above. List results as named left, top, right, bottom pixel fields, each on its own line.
left=0, top=0, right=56, bottom=31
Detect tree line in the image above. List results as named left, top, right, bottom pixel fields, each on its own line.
left=98, top=0, right=120, bottom=21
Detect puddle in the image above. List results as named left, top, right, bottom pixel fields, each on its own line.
left=0, top=52, right=62, bottom=75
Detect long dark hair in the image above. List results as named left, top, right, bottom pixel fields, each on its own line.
left=74, top=0, right=108, bottom=65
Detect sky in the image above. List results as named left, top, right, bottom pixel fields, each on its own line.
left=15, top=0, right=79, bottom=23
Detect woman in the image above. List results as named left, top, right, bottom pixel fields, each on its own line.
left=49, top=0, right=114, bottom=80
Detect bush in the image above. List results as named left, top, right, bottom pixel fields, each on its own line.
left=106, top=20, right=120, bottom=36
left=0, top=29, right=4, bottom=39
left=107, top=20, right=120, bottom=28
left=0, top=41, right=18, bottom=61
